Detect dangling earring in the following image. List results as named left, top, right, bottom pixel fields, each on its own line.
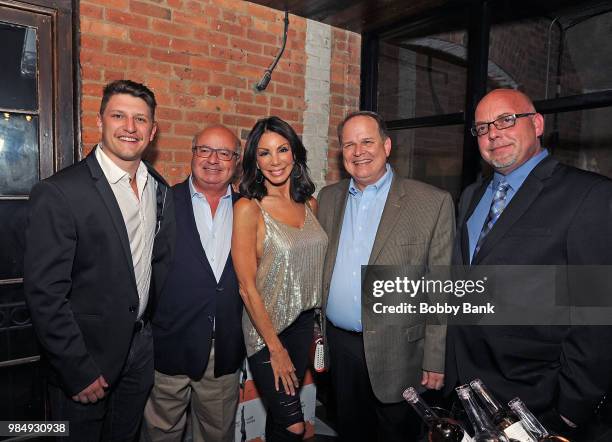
left=291, top=163, right=303, bottom=179
left=255, top=169, right=264, bottom=184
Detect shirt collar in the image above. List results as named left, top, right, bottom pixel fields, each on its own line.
left=492, top=148, right=549, bottom=190
left=189, top=175, right=232, bottom=200
left=95, top=144, right=147, bottom=184
left=348, top=163, right=393, bottom=196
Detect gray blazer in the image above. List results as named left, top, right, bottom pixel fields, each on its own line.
left=317, top=173, right=455, bottom=403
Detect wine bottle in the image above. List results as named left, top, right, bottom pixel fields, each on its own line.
left=507, top=398, right=571, bottom=442
left=456, top=384, right=510, bottom=442
left=469, top=379, right=534, bottom=442
left=403, top=387, right=473, bottom=442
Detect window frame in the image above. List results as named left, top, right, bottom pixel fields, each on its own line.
left=362, top=0, right=612, bottom=191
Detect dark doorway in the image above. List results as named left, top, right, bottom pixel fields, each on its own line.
left=0, top=0, right=76, bottom=435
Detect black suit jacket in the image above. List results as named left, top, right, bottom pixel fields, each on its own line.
left=152, top=179, right=245, bottom=379
left=24, top=150, right=175, bottom=396
left=445, top=156, right=612, bottom=424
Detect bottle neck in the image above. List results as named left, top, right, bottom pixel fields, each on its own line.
left=406, top=393, right=439, bottom=426
left=508, top=398, right=549, bottom=439
left=470, top=379, right=504, bottom=415
left=457, top=386, right=496, bottom=434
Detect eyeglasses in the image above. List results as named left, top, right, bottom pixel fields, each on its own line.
left=471, top=113, right=536, bottom=137
left=192, top=145, right=239, bottom=161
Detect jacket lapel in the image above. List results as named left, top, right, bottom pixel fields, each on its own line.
left=218, top=190, right=242, bottom=283
left=178, top=179, right=216, bottom=280
left=472, top=156, right=558, bottom=264
left=145, top=160, right=169, bottom=236
left=460, top=179, right=489, bottom=265
left=322, top=181, right=350, bottom=302
left=368, top=175, right=403, bottom=265
left=86, top=153, right=138, bottom=293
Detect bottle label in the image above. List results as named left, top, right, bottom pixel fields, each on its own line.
left=503, top=421, right=535, bottom=442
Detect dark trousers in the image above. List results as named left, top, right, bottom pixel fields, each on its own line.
left=327, top=321, right=422, bottom=442
left=48, top=322, right=154, bottom=442
left=248, top=310, right=314, bottom=441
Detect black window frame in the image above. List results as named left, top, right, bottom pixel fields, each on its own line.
left=361, top=0, right=612, bottom=192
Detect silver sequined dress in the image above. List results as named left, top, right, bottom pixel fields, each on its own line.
left=243, top=200, right=328, bottom=357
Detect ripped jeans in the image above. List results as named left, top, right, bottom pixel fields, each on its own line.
left=248, top=309, right=314, bottom=439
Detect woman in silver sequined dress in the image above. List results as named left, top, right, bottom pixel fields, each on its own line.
left=232, top=116, right=328, bottom=442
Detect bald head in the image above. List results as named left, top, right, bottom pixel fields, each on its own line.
left=474, top=89, right=544, bottom=175
left=476, top=89, right=536, bottom=119
left=192, top=124, right=241, bottom=154
left=191, top=124, right=241, bottom=195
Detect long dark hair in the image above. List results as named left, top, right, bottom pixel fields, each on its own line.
left=240, top=116, right=315, bottom=202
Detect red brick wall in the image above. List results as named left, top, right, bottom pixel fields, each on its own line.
left=326, top=28, right=361, bottom=183
left=78, top=0, right=360, bottom=185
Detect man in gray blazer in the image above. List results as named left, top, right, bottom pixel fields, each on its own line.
left=317, top=111, right=454, bottom=441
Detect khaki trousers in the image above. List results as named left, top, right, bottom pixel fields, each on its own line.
left=144, top=342, right=241, bottom=442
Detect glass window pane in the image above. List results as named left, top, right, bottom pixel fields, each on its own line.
left=0, top=201, right=27, bottom=280
left=542, top=107, right=612, bottom=179
left=378, top=31, right=467, bottom=121
left=0, top=112, right=39, bottom=195
left=0, top=21, right=37, bottom=110
left=388, top=125, right=464, bottom=200
left=488, top=6, right=612, bottom=98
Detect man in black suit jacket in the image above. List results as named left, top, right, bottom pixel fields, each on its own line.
left=24, top=80, right=175, bottom=441
left=144, top=125, right=245, bottom=442
left=445, top=89, right=612, bottom=439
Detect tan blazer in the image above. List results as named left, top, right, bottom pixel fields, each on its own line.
left=317, top=173, right=455, bottom=403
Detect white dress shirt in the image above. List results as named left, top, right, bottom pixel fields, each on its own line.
left=95, top=146, right=157, bottom=319
left=189, top=176, right=233, bottom=283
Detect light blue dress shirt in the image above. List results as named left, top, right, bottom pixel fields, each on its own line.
left=467, top=149, right=549, bottom=263
left=189, top=176, right=233, bottom=282
left=326, top=164, right=393, bottom=332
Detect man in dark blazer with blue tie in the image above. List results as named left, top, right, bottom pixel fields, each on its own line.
left=445, top=89, right=612, bottom=440
left=24, top=80, right=175, bottom=441
left=144, top=125, right=245, bottom=442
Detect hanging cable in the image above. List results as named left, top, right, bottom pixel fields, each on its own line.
left=255, top=10, right=289, bottom=92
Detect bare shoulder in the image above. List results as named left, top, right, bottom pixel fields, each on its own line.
left=234, top=198, right=261, bottom=224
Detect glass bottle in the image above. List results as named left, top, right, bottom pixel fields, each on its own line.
left=403, top=387, right=473, bottom=442
left=456, top=384, right=510, bottom=442
left=469, top=379, right=534, bottom=442
left=507, top=398, right=571, bottom=442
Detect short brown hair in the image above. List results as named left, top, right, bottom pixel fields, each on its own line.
left=337, top=111, right=389, bottom=145
left=99, top=80, right=157, bottom=119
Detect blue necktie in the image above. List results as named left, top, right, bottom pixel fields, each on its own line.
left=474, top=181, right=510, bottom=257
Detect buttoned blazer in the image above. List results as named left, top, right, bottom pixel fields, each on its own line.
left=152, top=179, right=245, bottom=379
left=24, top=150, right=175, bottom=396
left=445, top=155, right=612, bottom=423
left=318, top=174, right=455, bottom=403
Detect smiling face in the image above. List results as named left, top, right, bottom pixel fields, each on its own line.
left=256, top=131, right=294, bottom=187
left=475, top=89, right=544, bottom=175
left=97, top=93, right=157, bottom=166
left=97, top=93, right=157, bottom=171
left=340, top=115, right=391, bottom=190
left=191, top=126, right=239, bottom=195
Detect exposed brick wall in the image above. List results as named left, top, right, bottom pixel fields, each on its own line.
left=326, top=28, right=361, bottom=183
left=78, top=0, right=360, bottom=185
left=303, top=20, right=332, bottom=194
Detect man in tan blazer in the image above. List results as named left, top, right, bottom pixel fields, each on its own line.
left=317, top=111, right=455, bottom=441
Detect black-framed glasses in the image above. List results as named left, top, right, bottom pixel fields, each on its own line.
left=192, top=145, right=239, bottom=161
left=471, top=113, right=536, bottom=137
